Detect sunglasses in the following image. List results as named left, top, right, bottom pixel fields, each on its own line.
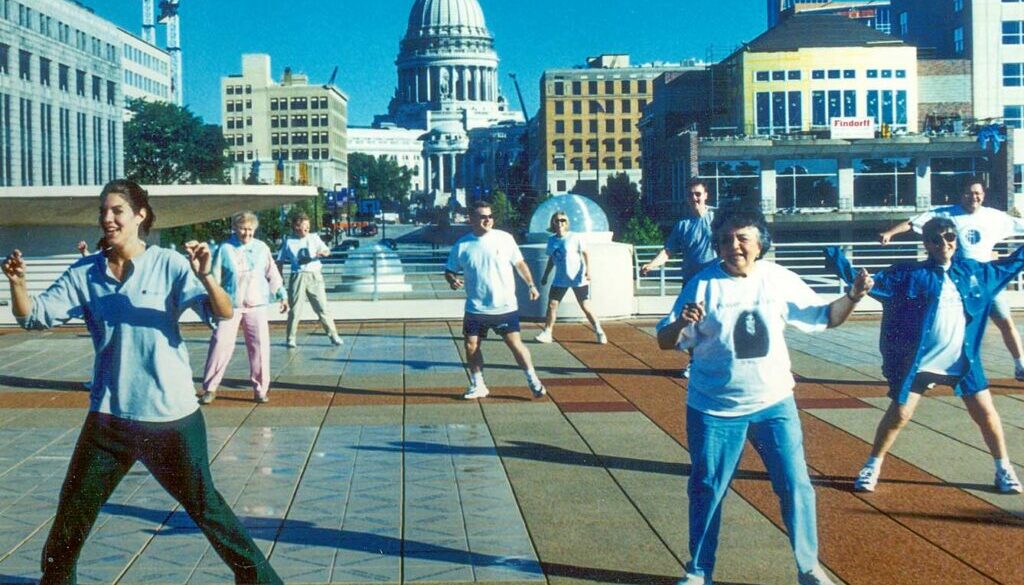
left=926, top=232, right=957, bottom=245
left=554, top=218, right=568, bottom=224
left=474, top=214, right=493, bottom=220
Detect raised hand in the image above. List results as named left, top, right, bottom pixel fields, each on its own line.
left=183, top=241, right=212, bottom=276
left=680, top=301, right=706, bottom=326
left=852, top=268, right=874, bottom=299
left=2, top=250, right=26, bottom=283
left=76, top=241, right=89, bottom=256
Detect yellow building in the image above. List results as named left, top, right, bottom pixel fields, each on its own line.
left=536, top=55, right=703, bottom=196
left=714, top=13, right=917, bottom=136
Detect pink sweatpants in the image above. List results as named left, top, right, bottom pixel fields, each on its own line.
left=203, top=306, right=271, bottom=396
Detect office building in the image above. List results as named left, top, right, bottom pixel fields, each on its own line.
left=768, top=0, right=892, bottom=33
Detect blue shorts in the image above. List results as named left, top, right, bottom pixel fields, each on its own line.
left=463, top=311, right=521, bottom=338
left=549, top=285, right=590, bottom=302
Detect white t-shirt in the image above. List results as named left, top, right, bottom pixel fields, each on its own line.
left=277, top=234, right=329, bottom=273
left=656, top=261, right=830, bottom=417
left=910, top=205, right=1024, bottom=262
left=546, top=232, right=587, bottom=288
left=917, top=270, right=966, bottom=376
left=446, top=229, right=524, bottom=315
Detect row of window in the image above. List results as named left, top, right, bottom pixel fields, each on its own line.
left=550, top=137, right=637, bottom=154
left=3, top=0, right=117, bottom=62
left=550, top=156, right=640, bottom=172
left=225, top=117, right=250, bottom=130
left=0, top=93, right=118, bottom=187
left=550, top=79, right=650, bottom=97
left=122, top=44, right=168, bottom=75
left=124, top=69, right=169, bottom=99
left=552, top=118, right=634, bottom=134
left=754, top=89, right=908, bottom=135
left=550, top=98, right=649, bottom=116
left=270, top=114, right=330, bottom=128
left=694, top=157, right=985, bottom=209
left=269, top=132, right=331, bottom=146
left=225, top=100, right=251, bottom=113
left=225, top=85, right=253, bottom=95
left=269, top=96, right=330, bottom=111
left=267, top=149, right=330, bottom=162
left=754, top=69, right=907, bottom=82
left=0, top=45, right=117, bottom=105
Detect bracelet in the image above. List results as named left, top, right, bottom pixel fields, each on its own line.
left=528, top=283, right=537, bottom=289
left=846, top=290, right=863, bottom=302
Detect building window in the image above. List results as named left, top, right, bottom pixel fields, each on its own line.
left=75, top=69, right=85, bottom=96
left=290, top=97, right=308, bottom=109
left=39, top=57, right=50, bottom=86
left=1005, top=105, right=1024, bottom=128
left=953, top=0, right=963, bottom=11
left=954, top=27, right=964, bottom=55
left=1003, top=63, right=1023, bottom=87
left=554, top=81, right=564, bottom=96
left=787, top=70, right=801, bottom=80
left=588, top=81, right=597, bottom=94
left=812, top=70, right=825, bottom=80
left=605, top=99, right=615, bottom=113
left=554, top=120, right=564, bottom=133
left=843, top=69, right=855, bottom=79
left=843, top=90, right=857, bottom=117
left=572, top=100, right=581, bottom=114
left=91, top=75, right=101, bottom=100
left=572, top=120, right=582, bottom=133
left=853, top=158, right=915, bottom=207
left=697, top=160, right=761, bottom=206
left=1015, top=165, right=1023, bottom=195
left=899, top=12, right=908, bottom=36
left=106, top=80, right=115, bottom=105
left=589, top=119, right=597, bottom=133
left=827, top=69, right=840, bottom=79
left=775, top=159, right=838, bottom=210
left=758, top=91, right=802, bottom=135
left=571, top=81, right=581, bottom=95
left=18, top=50, right=30, bottom=81
left=621, top=80, right=630, bottom=93
left=605, top=119, right=614, bottom=133
left=931, top=157, right=988, bottom=205
left=866, top=69, right=878, bottom=78
left=605, top=80, right=614, bottom=94
left=866, top=90, right=908, bottom=129
left=622, top=100, right=632, bottom=114
left=554, top=101, right=563, bottom=114
left=0, top=43, right=8, bottom=74
left=1004, top=21, right=1024, bottom=45
left=571, top=139, right=582, bottom=153
left=769, top=71, right=784, bottom=81
left=621, top=119, right=631, bottom=132
left=756, top=71, right=770, bottom=82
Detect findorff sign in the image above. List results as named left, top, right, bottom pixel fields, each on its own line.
left=831, top=117, right=875, bottom=139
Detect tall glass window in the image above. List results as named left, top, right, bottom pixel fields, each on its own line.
left=853, top=158, right=915, bottom=207
left=697, top=160, right=761, bottom=206
left=775, top=159, right=839, bottom=210
left=930, top=157, right=989, bottom=205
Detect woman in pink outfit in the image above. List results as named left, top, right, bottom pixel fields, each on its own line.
left=199, top=211, right=288, bottom=404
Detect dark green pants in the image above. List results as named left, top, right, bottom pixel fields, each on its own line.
left=40, top=410, right=282, bottom=585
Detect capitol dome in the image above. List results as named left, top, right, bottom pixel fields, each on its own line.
left=405, top=0, right=489, bottom=38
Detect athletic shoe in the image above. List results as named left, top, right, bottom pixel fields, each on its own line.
left=853, top=464, right=880, bottom=492
left=330, top=334, right=344, bottom=346
left=596, top=330, right=608, bottom=344
left=995, top=467, right=1023, bottom=494
left=198, top=391, right=216, bottom=405
left=286, top=340, right=297, bottom=349
left=528, top=379, right=547, bottom=399
left=797, top=565, right=837, bottom=585
left=1015, top=365, right=1024, bottom=382
left=676, top=574, right=707, bottom=585
left=463, top=384, right=489, bottom=400
left=254, top=392, right=269, bottom=404
left=535, top=329, right=553, bottom=344
left=680, top=364, right=691, bottom=379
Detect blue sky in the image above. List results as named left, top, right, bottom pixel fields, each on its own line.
left=89, top=1, right=766, bottom=126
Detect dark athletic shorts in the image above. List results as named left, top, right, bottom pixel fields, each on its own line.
left=892, top=371, right=963, bottom=401
left=549, top=285, right=590, bottom=302
left=463, top=311, right=521, bottom=338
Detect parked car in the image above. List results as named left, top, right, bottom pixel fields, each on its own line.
left=332, top=239, right=360, bottom=254
left=361, top=224, right=379, bottom=237
left=379, top=238, right=398, bottom=251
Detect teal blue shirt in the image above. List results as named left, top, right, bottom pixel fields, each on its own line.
left=18, top=247, right=213, bottom=422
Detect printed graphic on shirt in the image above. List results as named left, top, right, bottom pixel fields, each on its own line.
left=733, top=310, right=769, bottom=359
left=962, top=228, right=982, bottom=246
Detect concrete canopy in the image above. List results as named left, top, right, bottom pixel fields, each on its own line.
left=0, top=184, right=319, bottom=228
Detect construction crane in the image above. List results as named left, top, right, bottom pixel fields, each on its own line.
left=141, top=0, right=155, bottom=44
left=158, top=0, right=183, bottom=105
left=508, top=73, right=530, bottom=125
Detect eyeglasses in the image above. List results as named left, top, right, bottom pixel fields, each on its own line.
left=554, top=218, right=568, bottom=224
left=474, top=214, right=493, bottom=221
left=926, top=232, right=957, bottom=245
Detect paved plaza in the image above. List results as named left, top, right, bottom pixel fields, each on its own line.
left=0, top=319, right=1021, bottom=584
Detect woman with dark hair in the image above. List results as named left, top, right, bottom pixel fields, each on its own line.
left=2, top=179, right=282, bottom=584
left=657, top=207, right=871, bottom=585
left=826, top=217, right=1024, bottom=494
left=535, top=210, right=606, bottom=344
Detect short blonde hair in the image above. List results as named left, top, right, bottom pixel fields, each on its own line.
left=231, top=210, right=259, bottom=229
left=547, top=211, right=568, bottom=233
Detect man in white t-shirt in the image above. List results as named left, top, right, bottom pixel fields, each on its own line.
left=445, top=200, right=546, bottom=400
left=879, top=177, right=1024, bottom=379
left=276, top=213, right=342, bottom=348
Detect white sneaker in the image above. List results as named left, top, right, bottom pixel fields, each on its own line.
left=535, top=329, right=553, bottom=343
left=1015, top=365, right=1024, bottom=382
left=797, top=565, right=837, bottom=585
left=528, top=379, right=547, bottom=399
left=676, top=573, right=707, bottom=585
left=596, top=330, right=607, bottom=344
left=853, top=464, right=880, bottom=492
left=463, top=384, right=489, bottom=400
left=330, top=334, right=344, bottom=346
left=680, top=364, right=691, bottom=379
left=995, top=467, right=1023, bottom=494
left=285, top=340, right=297, bottom=349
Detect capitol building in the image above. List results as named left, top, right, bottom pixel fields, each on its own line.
left=348, top=0, right=525, bottom=209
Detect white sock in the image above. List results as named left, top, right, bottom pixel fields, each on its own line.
left=594, top=322, right=604, bottom=333
left=995, top=458, right=1013, bottom=473
left=525, top=369, right=541, bottom=385
left=470, top=371, right=485, bottom=387
left=865, top=456, right=884, bottom=471
left=1014, top=358, right=1024, bottom=370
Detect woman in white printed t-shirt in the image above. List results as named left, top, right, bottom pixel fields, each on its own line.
left=656, top=207, right=872, bottom=585
left=535, top=211, right=606, bottom=345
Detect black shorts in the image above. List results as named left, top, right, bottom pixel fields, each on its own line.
left=463, top=311, right=521, bottom=338
left=549, top=285, right=590, bottom=302
left=892, top=371, right=962, bottom=400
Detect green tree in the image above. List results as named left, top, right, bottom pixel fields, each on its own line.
left=123, top=98, right=229, bottom=184
left=600, top=172, right=642, bottom=233
left=619, top=213, right=664, bottom=246
left=490, top=189, right=523, bottom=236
left=347, top=152, right=414, bottom=214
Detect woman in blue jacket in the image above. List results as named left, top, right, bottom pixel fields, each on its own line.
left=825, top=217, right=1023, bottom=494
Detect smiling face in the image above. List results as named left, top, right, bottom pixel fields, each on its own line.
left=716, top=225, right=762, bottom=276
left=960, top=182, right=985, bottom=213
left=924, top=228, right=958, bottom=265
left=470, top=205, right=494, bottom=236
left=98, top=192, right=146, bottom=250
left=293, top=219, right=310, bottom=237
left=550, top=213, right=569, bottom=236
left=688, top=183, right=710, bottom=216
left=234, top=220, right=256, bottom=244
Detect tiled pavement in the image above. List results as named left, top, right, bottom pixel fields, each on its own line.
left=0, top=319, right=1021, bottom=585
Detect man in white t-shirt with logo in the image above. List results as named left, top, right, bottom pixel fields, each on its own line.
left=276, top=212, right=342, bottom=348
left=445, top=200, right=546, bottom=400
left=879, top=176, right=1024, bottom=379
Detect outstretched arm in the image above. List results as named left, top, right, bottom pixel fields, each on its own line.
left=2, top=250, right=31, bottom=318
left=640, top=248, right=671, bottom=275
left=827, top=268, right=873, bottom=328
left=184, top=241, right=233, bottom=320
left=878, top=220, right=913, bottom=245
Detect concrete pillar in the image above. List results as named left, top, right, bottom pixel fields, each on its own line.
left=837, top=158, right=854, bottom=211
left=915, top=156, right=931, bottom=210
left=760, top=165, right=777, bottom=215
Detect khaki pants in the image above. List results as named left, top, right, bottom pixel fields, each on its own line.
left=285, top=271, right=338, bottom=343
